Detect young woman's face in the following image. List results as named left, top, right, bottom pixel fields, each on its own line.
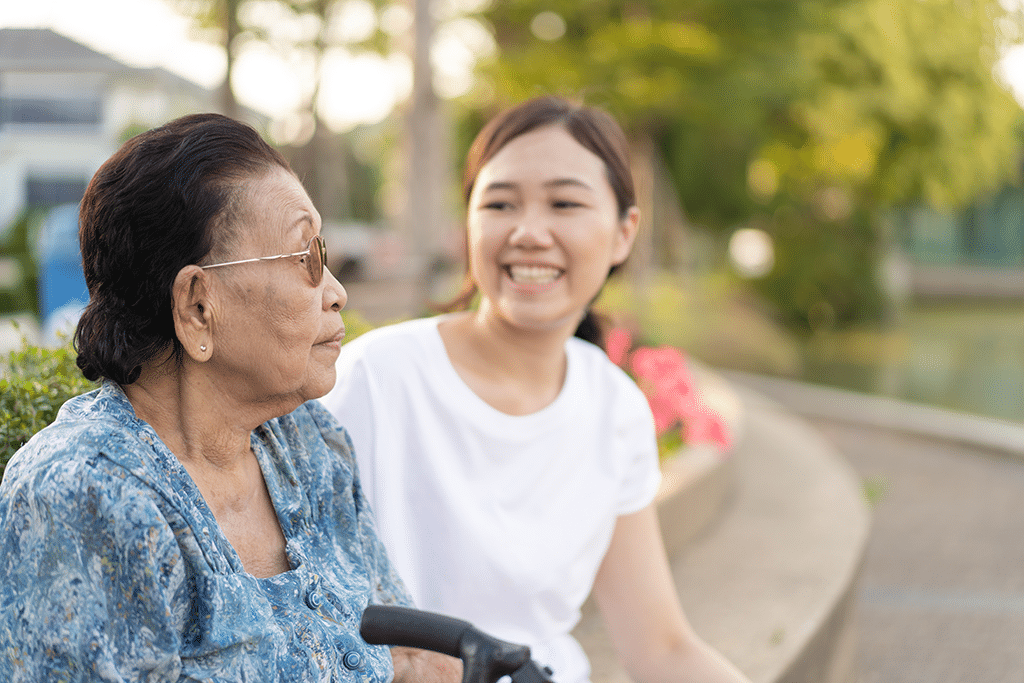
left=466, top=125, right=638, bottom=336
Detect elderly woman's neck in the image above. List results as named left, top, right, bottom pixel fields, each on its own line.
left=123, top=363, right=270, bottom=470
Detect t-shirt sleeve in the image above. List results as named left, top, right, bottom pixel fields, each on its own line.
left=614, top=379, right=662, bottom=516
left=0, top=461, right=186, bottom=682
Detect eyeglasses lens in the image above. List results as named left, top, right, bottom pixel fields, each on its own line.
left=311, top=235, right=326, bottom=286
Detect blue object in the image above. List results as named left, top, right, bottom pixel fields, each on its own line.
left=35, top=202, right=88, bottom=320
left=34, top=203, right=88, bottom=342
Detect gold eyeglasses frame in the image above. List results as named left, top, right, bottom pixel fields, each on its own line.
left=200, top=235, right=327, bottom=286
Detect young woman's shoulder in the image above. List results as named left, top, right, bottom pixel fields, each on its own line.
left=566, top=336, right=647, bottom=404
left=338, top=315, right=442, bottom=367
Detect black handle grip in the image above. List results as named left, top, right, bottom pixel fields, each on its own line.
left=361, top=604, right=472, bottom=658
left=360, top=605, right=543, bottom=683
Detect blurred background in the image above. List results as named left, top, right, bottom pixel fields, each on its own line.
left=1, top=0, right=1021, bottom=423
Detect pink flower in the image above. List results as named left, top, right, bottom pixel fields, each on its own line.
left=606, top=329, right=731, bottom=455
left=631, top=346, right=694, bottom=398
left=606, top=327, right=632, bottom=367
left=684, top=409, right=732, bottom=452
left=646, top=392, right=680, bottom=435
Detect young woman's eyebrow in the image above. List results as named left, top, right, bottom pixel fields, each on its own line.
left=482, top=178, right=593, bottom=192
left=480, top=181, right=519, bottom=193
left=543, top=178, right=593, bottom=191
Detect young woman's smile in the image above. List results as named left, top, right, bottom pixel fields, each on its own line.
left=504, top=262, right=565, bottom=288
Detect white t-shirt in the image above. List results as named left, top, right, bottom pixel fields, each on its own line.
left=320, top=316, right=661, bottom=683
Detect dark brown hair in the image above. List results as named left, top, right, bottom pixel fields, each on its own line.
left=445, top=96, right=636, bottom=348
left=74, top=113, right=291, bottom=385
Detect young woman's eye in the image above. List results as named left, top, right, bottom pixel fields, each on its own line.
left=482, top=200, right=514, bottom=211
left=553, top=200, right=584, bottom=209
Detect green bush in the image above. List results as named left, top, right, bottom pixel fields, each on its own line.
left=751, top=204, right=887, bottom=334
left=0, top=334, right=97, bottom=482
left=340, top=309, right=376, bottom=345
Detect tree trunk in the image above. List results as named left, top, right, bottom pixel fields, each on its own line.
left=401, top=0, right=453, bottom=312
left=627, top=134, right=656, bottom=298
left=220, top=0, right=241, bottom=119
left=626, top=133, right=697, bottom=305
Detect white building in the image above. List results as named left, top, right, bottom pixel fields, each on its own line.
left=0, top=27, right=228, bottom=230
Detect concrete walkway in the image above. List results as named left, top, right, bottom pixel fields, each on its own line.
left=808, top=418, right=1024, bottom=683
left=724, top=372, right=1024, bottom=683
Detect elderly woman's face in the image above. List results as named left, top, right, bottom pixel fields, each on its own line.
left=211, top=166, right=347, bottom=405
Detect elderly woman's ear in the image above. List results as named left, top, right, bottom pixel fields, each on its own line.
left=172, top=265, right=215, bottom=361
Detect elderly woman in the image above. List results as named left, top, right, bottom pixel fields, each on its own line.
left=0, top=114, right=457, bottom=683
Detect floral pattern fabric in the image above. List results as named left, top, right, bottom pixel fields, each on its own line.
left=0, top=381, right=410, bottom=682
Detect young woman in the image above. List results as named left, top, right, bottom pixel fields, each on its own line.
left=320, top=96, right=750, bottom=683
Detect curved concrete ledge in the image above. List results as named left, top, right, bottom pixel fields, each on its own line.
left=575, top=379, right=871, bottom=683
left=655, top=361, right=745, bottom=555
left=720, top=369, right=1024, bottom=459
left=656, top=442, right=737, bottom=557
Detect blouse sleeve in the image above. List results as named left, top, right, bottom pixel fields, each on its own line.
left=0, top=460, right=187, bottom=682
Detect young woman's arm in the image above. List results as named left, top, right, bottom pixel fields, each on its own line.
left=592, top=506, right=752, bottom=683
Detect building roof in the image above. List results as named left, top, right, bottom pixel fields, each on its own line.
left=0, top=28, right=127, bottom=72
left=0, top=27, right=265, bottom=129
left=0, top=27, right=217, bottom=101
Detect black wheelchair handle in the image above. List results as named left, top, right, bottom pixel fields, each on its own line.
left=361, top=604, right=472, bottom=658
left=360, top=604, right=556, bottom=683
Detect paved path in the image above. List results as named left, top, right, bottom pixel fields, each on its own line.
left=805, top=418, right=1024, bottom=683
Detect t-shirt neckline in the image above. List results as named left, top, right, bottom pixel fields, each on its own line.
left=425, top=315, right=578, bottom=428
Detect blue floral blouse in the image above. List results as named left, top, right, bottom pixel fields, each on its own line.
left=0, top=382, right=412, bottom=682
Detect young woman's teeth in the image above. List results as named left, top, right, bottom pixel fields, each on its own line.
left=508, top=265, right=561, bottom=284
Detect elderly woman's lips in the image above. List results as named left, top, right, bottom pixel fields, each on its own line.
left=318, top=328, right=346, bottom=346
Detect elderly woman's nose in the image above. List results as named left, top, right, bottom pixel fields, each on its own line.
left=324, top=266, right=347, bottom=311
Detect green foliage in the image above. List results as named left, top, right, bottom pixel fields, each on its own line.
left=470, top=0, right=838, bottom=199
left=340, top=309, right=376, bottom=345
left=469, top=0, right=1024, bottom=332
left=0, top=208, right=45, bottom=316
left=773, top=0, right=1024, bottom=209
left=862, top=476, right=890, bottom=508
left=753, top=204, right=887, bottom=334
left=595, top=272, right=803, bottom=376
left=0, top=334, right=97, bottom=482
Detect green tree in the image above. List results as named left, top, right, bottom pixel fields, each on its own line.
left=469, top=0, right=840, bottom=222
left=174, top=0, right=244, bottom=118
left=467, top=0, right=1023, bottom=331
left=0, top=209, right=45, bottom=317
left=746, top=0, right=1023, bottom=330
left=171, top=0, right=402, bottom=221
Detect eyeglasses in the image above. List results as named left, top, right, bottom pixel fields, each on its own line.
left=200, top=235, right=327, bottom=286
